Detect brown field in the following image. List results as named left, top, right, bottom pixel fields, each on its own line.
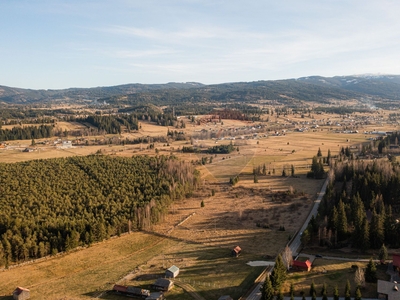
left=282, top=258, right=389, bottom=298
left=0, top=177, right=317, bottom=299
left=0, top=110, right=399, bottom=299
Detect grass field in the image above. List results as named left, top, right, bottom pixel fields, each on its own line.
left=0, top=111, right=399, bottom=299
left=0, top=231, right=264, bottom=299
left=282, top=258, right=389, bottom=298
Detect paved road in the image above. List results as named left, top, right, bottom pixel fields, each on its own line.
left=245, top=178, right=329, bottom=300
left=290, top=178, right=329, bottom=256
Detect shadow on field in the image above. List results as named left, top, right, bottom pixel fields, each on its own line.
left=0, top=296, right=13, bottom=300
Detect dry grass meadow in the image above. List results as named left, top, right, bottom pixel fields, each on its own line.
left=0, top=110, right=398, bottom=299
left=282, top=258, right=389, bottom=298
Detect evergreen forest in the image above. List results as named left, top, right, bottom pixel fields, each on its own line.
left=0, top=155, right=199, bottom=267
left=316, top=159, right=400, bottom=250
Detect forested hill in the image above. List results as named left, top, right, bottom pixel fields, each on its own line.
left=2, top=75, right=400, bottom=105
left=0, top=155, right=199, bottom=267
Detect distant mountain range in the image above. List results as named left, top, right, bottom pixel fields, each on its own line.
left=1, top=75, right=400, bottom=106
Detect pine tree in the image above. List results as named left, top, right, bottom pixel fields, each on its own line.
left=261, top=275, right=274, bottom=300
left=379, top=244, right=388, bottom=263
left=309, top=281, right=316, bottom=297
left=270, top=254, right=287, bottom=292
left=289, top=283, right=294, bottom=300
left=359, top=218, right=370, bottom=251
left=384, top=205, right=396, bottom=245
left=254, top=173, right=259, bottom=183
left=311, top=292, right=316, bottom=300
left=370, top=210, right=384, bottom=249
left=320, top=282, right=327, bottom=296
left=365, top=258, right=377, bottom=283
left=336, top=200, right=348, bottom=240
left=333, top=285, right=339, bottom=300
left=344, top=280, right=351, bottom=300
left=354, top=285, right=362, bottom=300
left=317, top=148, right=322, bottom=157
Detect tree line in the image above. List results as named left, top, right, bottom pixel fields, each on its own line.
left=0, top=155, right=200, bottom=267
left=0, top=124, right=53, bottom=141
left=314, top=159, right=400, bottom=250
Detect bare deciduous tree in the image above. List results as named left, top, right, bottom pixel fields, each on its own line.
left=354, top=267, right=365, bottom=287
left=282, top=245, right=293, bottom=271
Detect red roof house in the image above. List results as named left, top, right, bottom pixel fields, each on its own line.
left=231, top=246, right=242, bottom=257
left=393, top=254, right=400, bottom=268
left=292, top=259, right=312, bottom=272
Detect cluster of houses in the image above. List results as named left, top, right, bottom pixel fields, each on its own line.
left=377, top=253, right=400, bottom=300
left=112, top=265, right=179, bottom=300
left=12, top=248, right=399, bottom=300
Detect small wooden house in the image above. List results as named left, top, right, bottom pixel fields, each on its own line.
left=152, top=278, right=174, bottom=291
left=231, top=246, right=241, bottom=257
left=165, top=265, right=179, bottom=278
left=12, top=287, right=30, bottom=300
left=292, top=259, right=312, bottom=272
left=393, top=253, right=400, bottom=269
left=112, top=284, right=150, bottom=298
left=377, top=280, right=399, bottom=300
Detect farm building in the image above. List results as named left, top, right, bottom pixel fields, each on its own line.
left=292, top=258, right=312, bottom=271
left=393, top=253, right=400, bottom=269
left=165, top=265, right=179, bottom=278
left=231, top=246, right=241, bottom=257
left=112, top=284, right=150, bottom=298
left=146, top=292, right=165, bottom=300
left=12, top=287, right=30, bottom=300
left=152, top=278, right=174, bottom=291
left=377, top=280, right=399, bottom=300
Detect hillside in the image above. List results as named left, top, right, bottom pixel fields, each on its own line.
left=1, top=75, right=400, bottom=107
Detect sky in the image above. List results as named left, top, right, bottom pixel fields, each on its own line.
left=1, top=0, right=400, bottom=89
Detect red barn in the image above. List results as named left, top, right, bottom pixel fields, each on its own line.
left=231, top=246, right=242, bottom=257
left=393, top=253, right=400, bottom=268
left=292, top=259, right=312, bottom=272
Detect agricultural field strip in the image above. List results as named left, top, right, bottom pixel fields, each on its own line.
left=27, top=235, right=167, bottom=289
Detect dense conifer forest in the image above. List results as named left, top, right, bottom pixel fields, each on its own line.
left=0, top=155, right=199, bottom=267
left=0, top=125, right=54, bottom=141
left=315, top=158, right=400, bottom=250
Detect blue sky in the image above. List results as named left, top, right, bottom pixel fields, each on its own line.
left=1, top=0, right=400, bottom=89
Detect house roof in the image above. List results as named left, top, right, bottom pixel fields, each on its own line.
left=13, top=287, right=30, bottom=295
left=167, top=265, right=179, bottom=273
left=377, top=280, right=399, bottom=300
left=393, top=254, right=400, bottom=268
left=153, top=278, right=173, bottom=288
left=113, top=284, right=128, bottom=292
left=232, top=246, right=241, bottom=253
left=292, top=259, right=312, bottom=268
